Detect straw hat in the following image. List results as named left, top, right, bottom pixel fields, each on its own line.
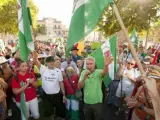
left=148, top=65, right=160, bottom=79
left=0, top=56, right=8, bottom=64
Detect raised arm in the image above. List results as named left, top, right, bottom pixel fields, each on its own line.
left=32, top=51, right=41, bottom=69
left=101, top=55, right=114, bottom=77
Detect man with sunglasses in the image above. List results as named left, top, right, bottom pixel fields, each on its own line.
left=116, top=58, right=140, bottom=98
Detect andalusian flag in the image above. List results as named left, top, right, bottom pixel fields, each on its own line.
left=20, top=82, right=28, bottom=119
left=66, top=0, right=113, bottom=56
left=92, top=34, right=117, bottom=87
left=130, top=28, right=138, bottom=49
left=18, top=0, right=34, bottom=61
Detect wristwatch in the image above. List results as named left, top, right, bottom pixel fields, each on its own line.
left=139, top=105, right=145, bottom=110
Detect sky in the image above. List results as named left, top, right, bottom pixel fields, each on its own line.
left=33, top=0, right=74, bottom=28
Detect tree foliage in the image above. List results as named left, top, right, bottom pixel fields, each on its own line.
left=0, top=0, right=38, bottom=35
left=35, top=24, right=46, bottom=36
left=150, top=20, right=160, bottom=42
left=97, top=0, right=160, bottom=37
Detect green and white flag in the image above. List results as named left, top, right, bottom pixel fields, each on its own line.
left=92, top=34, right=117, bottom=87
left=66, top=0, right=113, bottom=56
left=20, top=82, right=28, bottom=120
left=130, top=28, right=138, bottom=49
left=18, top=0, right=34, bottom=61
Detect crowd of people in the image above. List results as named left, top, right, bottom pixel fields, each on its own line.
left=0, top=41, right=159, bottom=120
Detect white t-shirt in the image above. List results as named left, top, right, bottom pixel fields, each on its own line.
left=40, top=65, right=63, bottom=94
left=121, top=68, right=139, bottom=91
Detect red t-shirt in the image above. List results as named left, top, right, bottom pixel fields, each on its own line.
left=12, top=72, right=37, bottom=102
left=11, top=61, right=17, bottom=68
left=63, top=75, right=79, bottom=95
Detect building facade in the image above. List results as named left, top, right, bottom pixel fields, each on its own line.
left=37, top=18, right=68, bottom=42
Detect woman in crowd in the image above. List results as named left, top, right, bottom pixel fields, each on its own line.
left=54, top=56, right=61, bottom=69
left=63, top=67, right=79, bottom=120
left=0, top=76, right=8, bottom=120
left=12, top=59, right=39, bottom=120
left=0, top=56, right=14, bottom=119
left=76, top=59, right=84, bottom=76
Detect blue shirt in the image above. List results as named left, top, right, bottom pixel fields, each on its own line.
left=72, top=55, right=81, bottom=63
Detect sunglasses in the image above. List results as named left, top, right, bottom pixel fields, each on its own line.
left=128, top=62, right=134, bottom=66
left=38, top=58, right=45, bottom=60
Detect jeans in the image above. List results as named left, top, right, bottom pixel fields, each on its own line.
left=84, top=103, right=103, bottom=120
left=16, top=98, right=39, bottom=120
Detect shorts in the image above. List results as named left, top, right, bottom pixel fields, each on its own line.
left=116, top=82, right=134, bottom=97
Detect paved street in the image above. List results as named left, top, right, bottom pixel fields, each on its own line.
left=10, top=96, right=125, bottom=120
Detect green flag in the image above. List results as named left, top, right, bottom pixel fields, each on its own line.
left=66, top=0, right=113, bottom=56
left=130, top=28, right=138, bottom=49
left=92, top=34, right=117, bottom=87
left=18, top=0, right=34, bottom=61
left=20, top=82, right=28, bottom=119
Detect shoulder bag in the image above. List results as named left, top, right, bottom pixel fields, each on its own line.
left=67, top=76, right=82, bottom=100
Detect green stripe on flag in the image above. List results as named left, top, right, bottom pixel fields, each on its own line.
left=91, top=48, right=104, bottom=69
left=130, top=28, right=138, bottom=49
left=27, top=8, right=32, bottom=25
left=19, top=31, right=30, bottom=61
left=92, top=34, right=117, bottom=87
left=20, top=82, right=28, bottom=119
left=18, top=0, right=34, bottom=61
left=66, top=0, right=113, bottom=56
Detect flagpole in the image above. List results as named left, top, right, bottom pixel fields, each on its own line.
left=112, top=4, right=144, bottom=74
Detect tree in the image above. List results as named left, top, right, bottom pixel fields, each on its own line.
left=0, top=0, right=38, bottom=35
left=97, top=0, right=160, bottom=37
left=35, top=24, right=46, bottom=36
left=150, top=20, right=160, bottom=42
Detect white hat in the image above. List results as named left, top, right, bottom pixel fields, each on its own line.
left=124, top=43, right=128, bottom=46
left=144, top=56, right=151, bottom=60
left=0, top=56, right=8, bottom=64
left=38, top=54, right=47, bottom=59
left=30, top=54, right=47, bottom=61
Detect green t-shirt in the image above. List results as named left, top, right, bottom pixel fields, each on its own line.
left=79, top=69, right=103, bottom=104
